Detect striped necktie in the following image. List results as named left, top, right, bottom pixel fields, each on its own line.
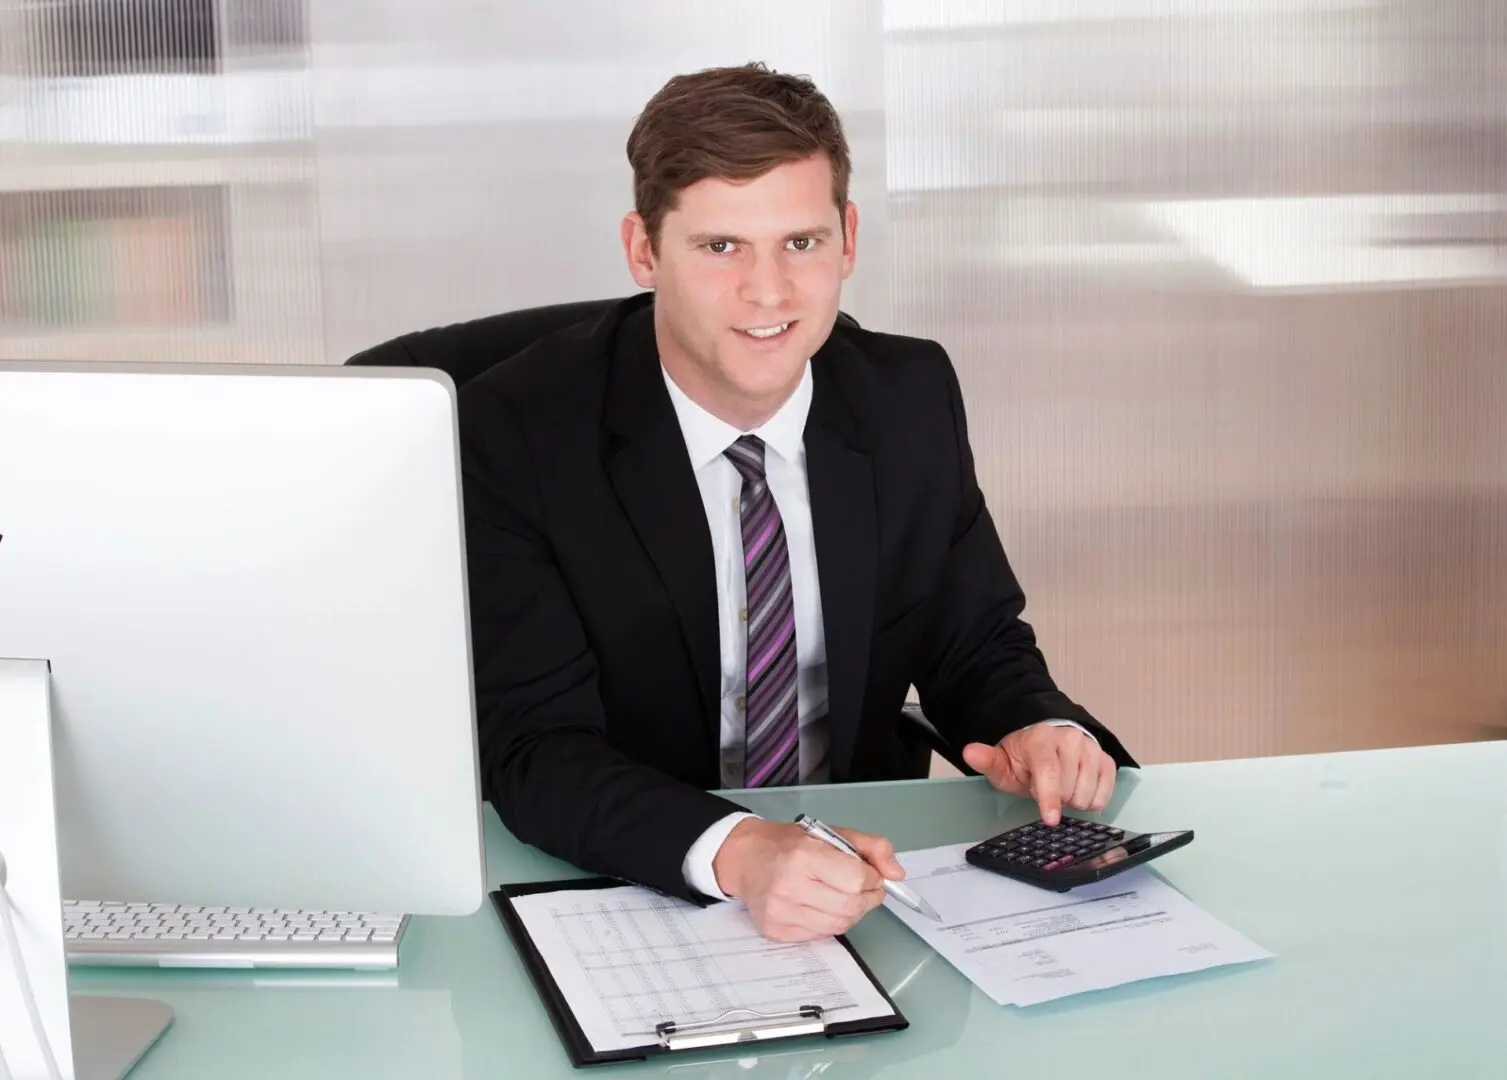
left=723, top=435, right=799, bottom=787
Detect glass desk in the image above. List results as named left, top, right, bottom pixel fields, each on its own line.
left=72, top=741, right=1507, bottom=1078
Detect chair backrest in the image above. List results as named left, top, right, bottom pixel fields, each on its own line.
left=344, top=295, right=860, bottom=387
left=344, top=297, right=620, bottom=386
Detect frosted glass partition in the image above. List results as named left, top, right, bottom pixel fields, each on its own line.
left=3, top=0, right=1503, bottom=763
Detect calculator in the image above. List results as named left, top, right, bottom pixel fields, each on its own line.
left=964, top=817, right=1194, bottom=892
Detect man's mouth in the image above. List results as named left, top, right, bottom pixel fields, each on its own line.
left=737, top=322, right=795, bottom=341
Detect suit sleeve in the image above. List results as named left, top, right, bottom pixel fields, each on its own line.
left=458, top=382, right=749, bottom=901
left=909, top=346, right=1138, bottom=769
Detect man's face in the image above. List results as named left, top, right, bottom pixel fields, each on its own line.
left=621, top=154, right=858, bottom=427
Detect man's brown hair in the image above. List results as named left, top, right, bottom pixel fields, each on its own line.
left=626, top=62, right=852, bottom=251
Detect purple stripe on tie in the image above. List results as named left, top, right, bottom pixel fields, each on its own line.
left=747, top=585, right=793, bottom=640
left=747, top=611, right=795, bottom=681
left=746, top=685, right=797, bottom=752
left=761, top=643, right=799, bottom=695
left=726, top=443, right=761, bottom=475
left=746, top=726, right=799, bottom=787
left=743, top=518, right=778, bottom=565
left=766, top=752, right=800, bottom=787
left=747, top=602, right=795, bottom=668
left=742, top=495, right=772, bottom=530
left=749, top=631, right=797, bottom=693
left=746, top=655, right=797, bottom=740
left=746, top=524, right=786, bottom=583
left=745, top=560, right=789, bottom=620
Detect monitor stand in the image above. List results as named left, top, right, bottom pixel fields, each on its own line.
left=68, top=997, right=173, bottom=1080
left=1, top=658, right=172, bottom=1080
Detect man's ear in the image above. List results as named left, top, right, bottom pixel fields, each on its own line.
left=840, top=201, right=859, bottom=279
left=621, top=213, right=657, bottom=288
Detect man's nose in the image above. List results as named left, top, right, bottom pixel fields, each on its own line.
left=738, top=251, right=793, bottom=310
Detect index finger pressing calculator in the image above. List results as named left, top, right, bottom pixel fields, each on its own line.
left=965, top=817, right=1194, bottom=892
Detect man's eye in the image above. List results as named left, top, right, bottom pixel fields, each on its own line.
left=789, top=237, right=814, bottom=252
left=707, top=241, right=732, bottom=254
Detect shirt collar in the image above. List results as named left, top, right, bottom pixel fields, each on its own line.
left=662, top=361, right=812, bottom=471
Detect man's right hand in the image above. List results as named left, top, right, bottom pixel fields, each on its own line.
left=710, top=818, right=904, bottom=942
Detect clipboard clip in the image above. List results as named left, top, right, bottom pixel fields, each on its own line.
left=654, top=1005, right=826, bottom=1051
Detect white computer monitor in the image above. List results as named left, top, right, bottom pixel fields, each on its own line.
left=0, top=360, right=486, bottom=918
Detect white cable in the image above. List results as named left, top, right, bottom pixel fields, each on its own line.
left=0, top=1009, right=11, bottom=1080
left=0, top=981, right=10, bottom=1080
left=0, top=851, right=63, bottom=1080
left=0, top=851, right=14, bottom=1080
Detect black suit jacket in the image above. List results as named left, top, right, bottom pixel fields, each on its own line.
left=457, top=294, right=1135, bottom=902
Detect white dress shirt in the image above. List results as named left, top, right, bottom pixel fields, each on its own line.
left=661, top=361, right=1094, bottom=900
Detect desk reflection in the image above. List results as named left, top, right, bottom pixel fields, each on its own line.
left=74, top=978, right=460, bottom=1080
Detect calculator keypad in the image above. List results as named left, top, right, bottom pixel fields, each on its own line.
left=970, top=818, right=1125, bottom=871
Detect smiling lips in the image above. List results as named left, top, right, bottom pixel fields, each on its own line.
left=737, top=321, right=795, bottom=342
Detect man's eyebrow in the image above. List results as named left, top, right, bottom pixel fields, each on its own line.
left=686, top=232, right=748, bottom=247
left=685, top=225, right=835, bottom=247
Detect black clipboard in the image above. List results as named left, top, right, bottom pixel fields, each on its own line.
left=490, top=877, right=909, bottom=1068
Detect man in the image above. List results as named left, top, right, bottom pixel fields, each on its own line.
left=458, top=62, right=1137, bottom=942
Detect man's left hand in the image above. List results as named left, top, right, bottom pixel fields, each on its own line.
left=961, top=724, right=1116, bottom=824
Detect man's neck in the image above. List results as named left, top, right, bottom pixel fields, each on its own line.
left=659, top=358, right=792, bottom=433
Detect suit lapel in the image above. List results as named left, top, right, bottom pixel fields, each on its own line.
left=601, top=303, right=721, bottom=737
left=805, top=335, right=876, bottom=781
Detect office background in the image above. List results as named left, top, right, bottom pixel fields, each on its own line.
left=3, top=0, right=1504, bottom=767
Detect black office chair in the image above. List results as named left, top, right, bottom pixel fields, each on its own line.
left=347, top=296, right=975, bottom=779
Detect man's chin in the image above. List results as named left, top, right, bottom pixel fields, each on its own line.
left=724, top=369, right=807, bottom=409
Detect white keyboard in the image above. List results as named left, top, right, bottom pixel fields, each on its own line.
left=63, top=900, right=410, bottom=970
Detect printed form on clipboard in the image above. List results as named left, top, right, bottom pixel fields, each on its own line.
left=491, top=878, right=907, bottom=1066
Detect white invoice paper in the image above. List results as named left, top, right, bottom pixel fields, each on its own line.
left=509, top=885, right=898, bottom=1053
left=884, top=844, right=1273, bottom=1006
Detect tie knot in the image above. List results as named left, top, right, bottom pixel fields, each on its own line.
left=723, top=435, right=767, bottom=483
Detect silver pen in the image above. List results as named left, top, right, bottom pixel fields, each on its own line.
left=795, top=814, right=942, bottom=922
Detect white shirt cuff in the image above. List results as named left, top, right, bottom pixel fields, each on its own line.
left=1043, top=718, right=1099, bottom=748
left=682, top=811, right=760, bottom=900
